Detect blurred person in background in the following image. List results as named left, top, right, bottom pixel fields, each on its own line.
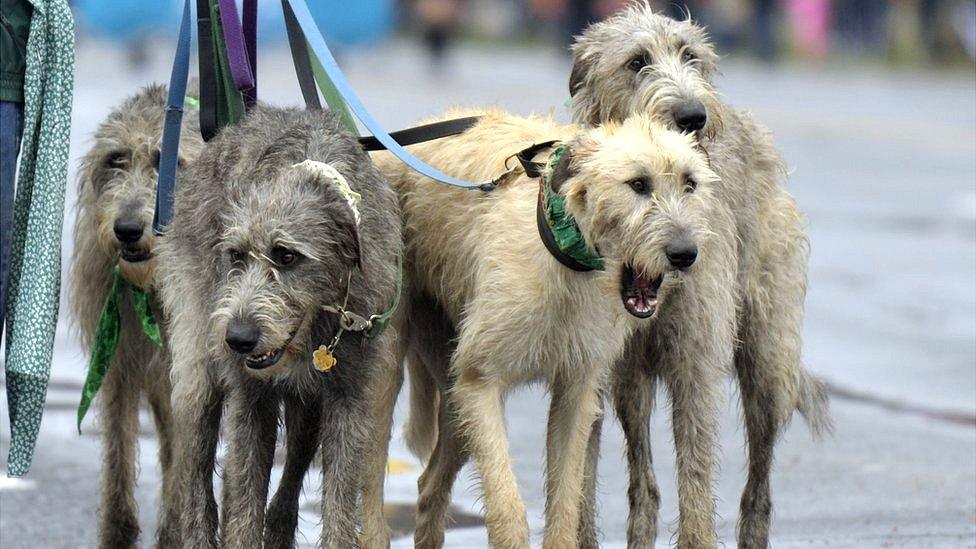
left=787, top=0, right=831, bottom=60
left=834, top=0, right=889, bottom=54
left=0, top=0, right=75, bottom=478
left=754, top=0, right=780, bottom=62
left=1, top=0, right=31, bottom=325
left=414, top=0, right=464, bottom=71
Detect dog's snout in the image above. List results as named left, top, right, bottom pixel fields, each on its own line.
left=113, top=217, right=145, bottom=244
left=225, top=320, right=261, bottom=354
left=673, top=99, right=707, bottom=134
left=666, top=240, right=698, bottom=270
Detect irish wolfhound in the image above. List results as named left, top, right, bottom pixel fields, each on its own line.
left=569, top=4, right=832, bottom=547
left=156, top=106, right=402, bottom=549
left=374, top=108, right=730, bottom=548
left=70, top=84, right=203, bottom=549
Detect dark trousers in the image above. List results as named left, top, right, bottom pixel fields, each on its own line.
left=1, top=100, right=25, bottom=343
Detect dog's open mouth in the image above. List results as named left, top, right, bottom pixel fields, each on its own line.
left=620, top=264, right=664, bottom=319
left=244, top=329, right=298, bottom=370
left=120, top=248, right=153, bottom=263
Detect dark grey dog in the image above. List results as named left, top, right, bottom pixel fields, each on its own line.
left=70, top=84, right=203, bottom=549
left=156, top=106, right=402, bottom=549
left=569, top=4, right=831, bottom=548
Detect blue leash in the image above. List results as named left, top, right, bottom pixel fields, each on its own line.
left=282, top=0, right=494, bottom=192
left=153, top=0, right=192, bottom=235
left=154, top=0, right=494, bottom=234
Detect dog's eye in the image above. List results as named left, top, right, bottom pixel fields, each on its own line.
left=626, top=55, right=648, bottom=72
left=151, top=149, right=161, bottom=170
left=685, top=177, right=697, bottom=193
left=272, top=246, right=301, bottom=268
left=104, top=150, right=130, bottom=170
left=229, top=249, right=246, bottom=266
left=627, top=178, right=651, bottom=195
left=682, top=48, right=697, bottom=64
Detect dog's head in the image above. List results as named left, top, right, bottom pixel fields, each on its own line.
left=75, top=84, right=202, bottom=289
left=569, top=3, right=723, bottom=140
left=551, top=114, right=718, bottom=319
left=208, top=161, right=363, bottom=379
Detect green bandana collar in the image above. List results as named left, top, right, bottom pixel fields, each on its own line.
left=536, top=146, right=604, bottom=272
left=77, top=267, right=163, bottom=432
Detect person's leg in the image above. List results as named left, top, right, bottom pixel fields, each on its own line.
left=0, top=100, right=24, bottom=340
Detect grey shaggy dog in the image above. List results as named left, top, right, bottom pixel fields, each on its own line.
left=69, top=84, right=203, bottom=549
left=155, top=106, right=402, bottom=548
left=569, top=4, right=832, bottom=548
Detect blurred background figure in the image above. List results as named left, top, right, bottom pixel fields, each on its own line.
left=413, top=0, right=463, bottom=72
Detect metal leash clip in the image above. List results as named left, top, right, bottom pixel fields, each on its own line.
left=322, top=304, right=373, bottom=333
left=490, top=152, right=523, bottom=187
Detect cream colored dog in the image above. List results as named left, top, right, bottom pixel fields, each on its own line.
left=374, top=109, right=722, bottom=548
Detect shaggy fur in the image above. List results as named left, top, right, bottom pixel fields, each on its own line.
left=374, top=108, right=728, bottom=548
left=569, top=4, right=832, bottom=547
left=156, top=106, right=402, bottom=548
left=69, top=84, right=203, bottom=549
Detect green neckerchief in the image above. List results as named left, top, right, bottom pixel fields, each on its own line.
left=76, top=267, right=162, bottom=433
left=541, top=146, right=604, bottom=271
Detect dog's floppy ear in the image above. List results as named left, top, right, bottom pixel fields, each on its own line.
left=327, top=202, right=362, bottom=270
left=549, top=147, right=578, bottom=194
left=569, top=53, right=593, bottom=98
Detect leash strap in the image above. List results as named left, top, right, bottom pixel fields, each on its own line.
left=366, top=254, right=403, bottom=337
left=358, top=116, right=481, bottom=151
left=198, top=0, right=246, bottom=140
left=196, top=0, right=218, bottom=140
left=283, top=0, right=322, bottom=111
left=216, top=0, right=257, bottom=108
left=515, top=140, right=559, bottom=177
left=281, top=0, right=495, bottom=191
left=154, top=0, right=192, bottom=235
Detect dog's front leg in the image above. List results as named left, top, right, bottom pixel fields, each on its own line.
left=360, top=331, right=405, bottom=549
left=147, top=361, right=177, bottom=548
left=451, top=361, right=529, bottom=549
left=611, top=354, right=661, bottom=549
left=414, top=393, right=468, bottom=549
left=265, top=393, right=324, bottom=549
left=318, top=390, right=372, bottom=548
left=541, top=372, right=602, bottom=549
left=159, top=366, right=223, bottom=549
left=576, top=393, right=604, bottom=549
left=663, top=356, right=721, bottom=549
left=97, top=358, right=142, bottom=549
left=220, top=383, right=280, bottom=549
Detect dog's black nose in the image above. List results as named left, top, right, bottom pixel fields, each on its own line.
left=225, top=321, right=261, bottom=354
left=666, top=240, right=698, bottom=270
left=113, top=218, right=145, bottom=244
left=673, top=100, right=707, bottom=133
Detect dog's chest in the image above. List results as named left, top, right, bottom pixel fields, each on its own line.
left=488, top=272, right=630, bottom=384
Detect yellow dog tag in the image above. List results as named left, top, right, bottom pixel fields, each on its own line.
left=313, top=345, right=337, bottom=372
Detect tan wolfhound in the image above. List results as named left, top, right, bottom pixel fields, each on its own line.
left=375, top=108, right=729, bottom=548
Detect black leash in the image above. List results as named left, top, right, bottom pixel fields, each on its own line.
left=358, top=117, right=481, bottom=151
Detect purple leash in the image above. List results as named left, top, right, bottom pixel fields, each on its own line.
left=217, top=0, right=257, bottom=108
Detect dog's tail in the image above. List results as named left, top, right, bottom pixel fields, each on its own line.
left=796, top=369, right=833, bottom=438
left=405, top=357, right=440, bottom=462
